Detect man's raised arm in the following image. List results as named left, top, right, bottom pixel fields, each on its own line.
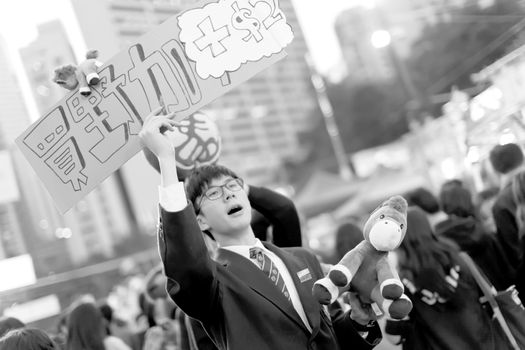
left=139, top=110, right=218, bottom=323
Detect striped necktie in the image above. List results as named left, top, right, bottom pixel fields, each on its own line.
left=249, top=247, right=292, bottom=303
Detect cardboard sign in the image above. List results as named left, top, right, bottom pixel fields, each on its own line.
left=15, top=0, right=293, bottom=213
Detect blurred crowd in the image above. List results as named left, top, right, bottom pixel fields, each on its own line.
left=0, top=261, right=211, bottom=350
left=334, top=142, right=525, bottom=349
left=1, top=142, right=525, bottom=350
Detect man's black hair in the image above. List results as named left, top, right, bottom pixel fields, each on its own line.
left=185, top=164, right=240, bottom=212
left=489, top=143, right=524, bottom=175
left=439, top=185, right=475, bottom=218
left=185, top=164, right=240, bottom=240
left=404, top=187, right=440, bottom=214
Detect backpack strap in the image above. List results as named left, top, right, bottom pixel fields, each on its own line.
left=458, top=252, right=520, bottom=350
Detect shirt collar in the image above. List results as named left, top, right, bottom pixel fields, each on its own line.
left=220, top=238, right=265, bottom=259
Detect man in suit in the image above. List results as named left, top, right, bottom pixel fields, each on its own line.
left=139, top=110, right=381, bottom=350
left=489, top=143, right=524, bottom=299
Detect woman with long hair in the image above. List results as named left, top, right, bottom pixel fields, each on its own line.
left=436, top=182, right=515, bottom=290
left=385, top=207, right=509, bottom=350
left=66, top=303, right=131, bottom=350
left=0, top=316, right=24, bottom=338
left=0, top=328, right=58, bottom=350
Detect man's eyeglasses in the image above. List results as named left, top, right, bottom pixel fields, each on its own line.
left=195, top=178, right=244, bottom=213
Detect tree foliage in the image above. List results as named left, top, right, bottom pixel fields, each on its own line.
left=326, top=79, right=408, bottom=153
left=407, top=0, right=525, bottom=95
left=289, top=0, right=525, bottom=182
left=287, top=78, right=408, bottom=183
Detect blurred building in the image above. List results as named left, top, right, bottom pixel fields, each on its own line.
left=2, top=21, right=138, bottom=273
left=334, top=0, right=489, bottom=82
left=0, top=37, right=31, bottom=261
left=18, top=21, right=73, bottom=116
left=461, top=43, right=525, bottom=189
left=69, top=0, right=317, bottom=220
left=334, top=7, right=395, bottom=82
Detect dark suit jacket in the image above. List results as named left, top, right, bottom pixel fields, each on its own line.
left=248, top=185, right=302, bottom=247
left=157, top=205, right=381, bottom=350
left=492, top=184, right=522, bottom=268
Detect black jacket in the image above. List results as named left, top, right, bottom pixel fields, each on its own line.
left=248, top=185, right=302, bottom=247
left=435, top=215, right=515, bottom=291
left=492, top=184, right=525, bottom=301
left=385, top=255, right=511, bottom=350
left=492, top=184, right=522, bottom=267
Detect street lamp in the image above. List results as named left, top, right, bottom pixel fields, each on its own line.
left=305, top=54, right=353, bottom=181
left=370, top=30, right=391, bottom=49
left=370, top=25, right=423, bottom=125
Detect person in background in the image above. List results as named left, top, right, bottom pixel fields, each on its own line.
left=139, top=110, right=381, bottom=349
left=98, top=302, right=142, bottom=350
left=66, top=302, right=131, bottom=350
left=403, top=187, right=446, bottom=227
left=385, top=207, right=509, bottom=349
left=334, top=221, right=364, bottom=261
left=137, top=292, right=157, bottom=330
left=489, top=143, right=525, bottom=300
left=476, top=186, right=500, bottom=233
left=0, top=328, right=59, bottom=350
left=0, top=316, right=24, bottom=338
left=50, top=315, right=68, bottom=350
left=141, top=265, right=182, bottom=350
left=247, top=184, right=302, bottom=248
left=435, top=181, right=515, bottom=290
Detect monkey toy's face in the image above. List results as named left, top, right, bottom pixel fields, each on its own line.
left=52, top=65, right=79, bottom=91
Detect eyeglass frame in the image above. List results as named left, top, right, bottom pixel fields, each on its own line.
left=195, top=177, right=245, bottom=214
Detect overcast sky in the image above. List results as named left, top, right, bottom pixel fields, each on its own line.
left=0, top=0, right=363, bottom=74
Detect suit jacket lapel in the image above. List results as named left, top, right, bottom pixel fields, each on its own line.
left=264, top=244, right=321, bottom=334
left=216, top=248, right=308, bottom=332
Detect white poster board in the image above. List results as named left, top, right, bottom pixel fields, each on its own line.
left=0, top=254, right=37, bottom=292
left=3, top=295, right=61, bottom=323
left=15, top=0, right=293, bottom=213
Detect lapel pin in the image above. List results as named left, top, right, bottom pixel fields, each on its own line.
left=297, top=268, right=312, bottom=283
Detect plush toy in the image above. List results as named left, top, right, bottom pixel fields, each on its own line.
left=142, top=111, right=222, bottom=180
left=53, top=49, right=102, bottom=96
left=312, top=195, right=413, bottom=319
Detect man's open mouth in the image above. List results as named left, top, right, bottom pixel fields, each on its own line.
left=227, top=204, right=243, bottom=215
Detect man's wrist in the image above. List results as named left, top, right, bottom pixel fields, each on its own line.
left=159, top=182, right=187, bottom=212
left=158, top=151, right=176, bottom=165
left=158, top=152, right=178, bottom=187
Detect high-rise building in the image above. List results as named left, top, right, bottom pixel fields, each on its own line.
left=373, top=0, right=483, bottom=54
left=7, top=21, right=138, bottom=272
left=0, top=37, right=31, bottom=261
left=334, top=7, right=395, bottom=82
left=334, top=0, right=486, bottom=82
left=69, top=0, right=318, bottom=219
left=18, top=21, right=74, bottom=118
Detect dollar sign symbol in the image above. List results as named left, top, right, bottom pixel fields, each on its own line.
left=231, top=2, right=263, bottom=43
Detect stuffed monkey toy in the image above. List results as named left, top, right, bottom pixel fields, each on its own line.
left=313, top=196, right=412, bottom=319
left=53, top=49, right=102, bottom=96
